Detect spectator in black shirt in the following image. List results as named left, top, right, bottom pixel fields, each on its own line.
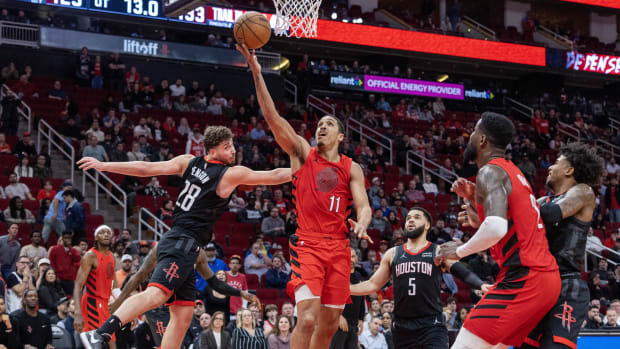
left=10, top=289, right=53, bottom=349
left=76, top=46, right=91, bottom=87
left=107, top=52, right=126, bottom=91
left=426, top=219, right=452, bottom=244
left=48, top=296, right=69, bottom=325
left=467, top=251, right=499, bottom=280
left=13, top=131, right=36, bottom=158
left=0, top=296, right=18, bottom=349
left=330, top=248, right=364, bottom=349
left=584, top=305, right=603, bottom=329
left=134, top=320, right=156, bottom=349
left=37, top=268, right=65, bottom=314
left=60, top=117, right=82, bottom=145
left=121, top=175, right=145, bottom=218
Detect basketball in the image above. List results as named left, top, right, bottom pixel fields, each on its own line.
left=233, top=11, right=272, bottom=50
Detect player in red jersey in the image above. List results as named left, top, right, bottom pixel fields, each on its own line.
left=238, top=44, right=372, bottom=349
left=438, top=112, right=561, bottom=348
left=73, top=225, right=117, bottom=348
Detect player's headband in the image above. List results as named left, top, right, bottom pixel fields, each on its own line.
left=94, top=224, right=113, bottom=238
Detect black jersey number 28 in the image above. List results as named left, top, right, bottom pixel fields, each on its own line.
left=176, top=180, right=202, bottom=211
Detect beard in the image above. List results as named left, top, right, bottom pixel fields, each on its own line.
left=462, top=141, right=477, bottom=165
left=404, top=225, right=425, bottom=240
left=207, top=256, right=216, bottom=262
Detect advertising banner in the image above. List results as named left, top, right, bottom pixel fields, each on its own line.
left=565, top=51, right=620, bottom=75
left=39, top=27, right=247, bottom=67
left=329, top=72, right=365, bottom=91
left=364, top=75, right=464, bottom=100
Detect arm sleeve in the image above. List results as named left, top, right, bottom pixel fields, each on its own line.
left=539, top=202, right=563, bottom=226
left=449, top=262, right=484, bottom=290
left=206, top=274, right=241, bottom=297
left=456, top=216, right=508, bottom=258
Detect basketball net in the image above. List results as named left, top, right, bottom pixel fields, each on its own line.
left=272, top=0, right=321, bottom=38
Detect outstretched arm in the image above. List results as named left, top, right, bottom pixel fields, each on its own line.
left=218, top=166, right=291, bottom=198
left=78, top=154, right=193, bottom=177
left=350, top=248, right=394, bottom=295
left=236, top=44, right=310, bottom=159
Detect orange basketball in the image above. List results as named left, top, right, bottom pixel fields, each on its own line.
left=233, top=11, right=272, bottom=50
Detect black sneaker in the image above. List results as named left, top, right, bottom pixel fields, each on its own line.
left=80, top=330, right=110, bottom=349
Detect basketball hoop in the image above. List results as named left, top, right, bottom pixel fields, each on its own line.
left=272, top=0, right=321, bottom=38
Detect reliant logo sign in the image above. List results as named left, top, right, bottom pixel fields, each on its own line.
left=329, top=72, right=365, bottom=91
left=465, top=89, right=494, bottom=100
left=123, top=39, right=160, bottom=56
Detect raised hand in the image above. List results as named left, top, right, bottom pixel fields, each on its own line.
left=77, top=157, right=105, bottom=171
left=241, top=291, right=262, bottom=313
left=451, top=177, right=476, bottom=203
left=458, top=204, right=481, bottom=228
left=235, top=44, right=262, bottom=74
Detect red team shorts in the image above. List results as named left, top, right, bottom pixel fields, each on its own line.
left=286, top=233, right=351, bottom=306
left=81, top=295, right=116, bottom=340
left=464, top=269, right=561, bottom=346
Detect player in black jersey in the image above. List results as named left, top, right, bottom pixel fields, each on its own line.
left=77, top=126, right=290, bottom=349
left=351, top=207, right=486, bottom=349
left=519, top=143, right=603, bottom=349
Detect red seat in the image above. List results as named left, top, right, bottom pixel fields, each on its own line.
left=246, top=274, right=259, bottom=290
left=257, top=288, right=279, bottom=299
left=235, top=223, right=256, bottom=234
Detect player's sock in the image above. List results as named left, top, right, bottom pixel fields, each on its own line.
left=97, top=315, right=122, bottom=336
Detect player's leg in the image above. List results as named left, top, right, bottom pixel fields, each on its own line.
left=290, top=295, right=321, bottom=349
left=451, top=327, right=497, bottom=349
left=113, top=286, right=171, bottom=323
left=309, top=306, right=343, bottom=349
left=417, top=325, right=449, bottom=349
left=160, top=304, right=194, bottom=349
left=328, top=328, right=347, bottom=349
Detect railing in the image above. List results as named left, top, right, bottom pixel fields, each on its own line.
left=461, top=16, right=496, bottom=39
left=585, top=241, right=620, bottom=271
left=406, top=151, right=459, bottom=186
left=37, top=119, right=75, bottom=184
left=284, top=78, right=298, bottom=105
left=610, top=118, right=620, bottom=134
left=138, top=207, right=170, bottom=241
left=345, top=118, right=393, bottom=165
left=81, top=170, right=127, bottom=229
left=557, top=122, right=581, bottom=142
left=504, top=97, right=533, bottom=119
left=595, top=138, right=619, bottom=159
left=255, top=51, right=282, bottom=75
left=0, top=21, right=39, bottom=47
left=306, top=94, right=335, bottom=116
left=537, top=25, right=573, bottom=49
left=1, top=84, right=32, bottom=132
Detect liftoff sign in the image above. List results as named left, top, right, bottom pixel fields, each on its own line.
left=566, top=51, right=620, bottom=75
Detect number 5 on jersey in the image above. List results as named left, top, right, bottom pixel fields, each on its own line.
left=176, top=180, right=201, bottom=211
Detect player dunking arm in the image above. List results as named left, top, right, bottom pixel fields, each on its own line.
left=109, top=243, right=262, bottom=346
left=351, top=207, right=487, bottom=349
left=458, top=142, right=603, bottom=349
left=77, top=126, right=291, bottom=349
left=237, top=44, right=373, bottom=349
left=438, top=112, right=561, bottom=349
left=73, top=225, right=118, bottom=349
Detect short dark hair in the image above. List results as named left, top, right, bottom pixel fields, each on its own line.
left=560, top=142, right=604, bottom=187
left=478, top=112, right=515, bottom=150
left=203, top=126, right=233, bottom=151
left=78, top=237, right=88, bottom=245
left=409, top=207, right=432, bottom=225
left=62, top=189, right=74, bottom=198
left=320, top=115, right=345, bottom=134
left=30, top=230, right=41, bottom=237
left=62, top=231, right=74, bottom=237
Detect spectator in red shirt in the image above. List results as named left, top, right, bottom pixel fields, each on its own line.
left=604, top=231, right=617, bottom=250
left=272, top=189, right=290, bottom=216
left=11, top=75, right=37, bottom=98
left=0, top=133, right=12, bottom=154
left=443, top=113, right=462, bottom=130
left=37, top=180, right=57, bottom=201
left=226, top=255, right=248, bottom=316
left=125, top=66, right=140, bottom=89
left=48, top=231, right=81, bottom=295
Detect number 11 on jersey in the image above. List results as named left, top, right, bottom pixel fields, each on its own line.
left=329, top=195, right=341, bottom=213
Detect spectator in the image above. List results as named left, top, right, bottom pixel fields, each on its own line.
left=262, top=304, right=278, bottom=337
left=170, top=78, right=186, bottom=97
left=1, top=62, right=18, bottom=81
left=82, top=134, right=109, bottom=162
left=115, top=254, right=133, bottom=288
left=159, top=92, right=174, bottom=110
left=231, top=308, right=267, bottom=349
left=76, top=46, right=91, bottom=86
left=359, top=317, right=388, bottom=349
left=49, top=231, right=81, bottom=295
left=85, top=120, right=105, bottom=143
left=137, top=240, right=151, bottom=264
left=369, top=209, right=391, bottom=235
left=107, top=52, right=126, bottom=91
left=125, top=66, right=140, bottom=88
left=47, top=80, right=66, bottom=100
left=13, top=131, right=36, bottom=158
left=0, top=223, right=20, bottom=280
left=468, top=251, right=499, bottom=281
left=0, top=133, right=11, bottom=154
left=238, top=194, right=263, bottom=224
left=144, top=176, right=168, bottom=198
left=584, top=305, right=602, bottom=329
left=422, top=174, right=438, bottom=194
left=133, top=117, right=152, bottom=139
left=608, top=158, right=620, bottom=175
left=200, top=271, right=231, bottom=323
left=604, top=231, right=617, bottom=249
left=62, top=189, right=85, bottom=244
left=432, top=97, right=445, bottom=117
left=445, top=297, right=458, bottom=329
left=91, top=55, right=103, bottom=88
left=127, top=141, right=146, bottom=161
left=37, top=267, right=65, bottom=313
left=244, top=242, right=272, bottom=280
left=227, top=255, right=248, bottom=317
left=250, top=123, right=267, bottom=141
left=267, top=315, right=292, bottom=349
left=13, top=156, right=32, bottom=179
left=607, top=176, right=620, bottom=223
left=3, top=196, right=34, bottom=225
left=109, top=142, right=128, bottom=162
left=206, top=243, right=229, bottom=273
left=445, top=218, right=464, bottom=240
left=200, top=310, right=231, bottom=349
left=156, top=199, right=174, bottom=220
left=261, top=207, right=286, bottom=236
left=603, top=309, right=618, bottom=328
left=59, top=118, right=82, bottom=146
left=186, top=125, right=205, bottom=156
left=121, top=175, right=144, bottom=217
left=33, top=155, right=53, bottom=179
left=19, top=230, right=47, bottom=262
left=5, top=255, right=34, bottom=313
left=12, top=74, right=38, bottom=98
left=595, top=258, right=610, bottom=281
left=49, top=296, right=70, bottom=324
left=42, top=180, right=72, bottom=244
left=9, top=290, right=53, bottom=348
left=404, top=179, right=425, bottom=203
left=0, top=297, right=18, bottom=348
left=448, top=0, right=462, bottom=30
left=589, top=272, right=611, bottom=301
left=265, top=256, right=290, bottom=290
